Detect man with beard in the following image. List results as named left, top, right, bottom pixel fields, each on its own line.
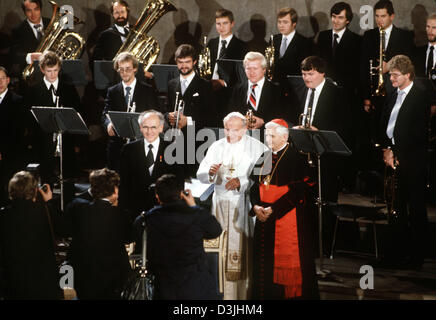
left=166, top=44, right=216, bottom=178
left=414, top=14, right=436, bottom=79
left=92, top=1, right=131, bottom=62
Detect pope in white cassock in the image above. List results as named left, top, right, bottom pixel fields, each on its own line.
left=197, top=112, right=268, bottom=300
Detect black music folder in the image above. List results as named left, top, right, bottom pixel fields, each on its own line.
left=31, top=107, right=89, bottom=135
left=32, top=60, right=87, bottom=86
left=289, top=129, right=351, bottom=157
left=107, top=111, right=142, bottom=139
left=150, top=64, right=179, bottom=93
left=415, top=77, right=436, bottom=105
left=216, top=59, right=246, bottom=84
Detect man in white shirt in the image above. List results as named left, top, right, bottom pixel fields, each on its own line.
left=197, top=111, right=267, bottom=299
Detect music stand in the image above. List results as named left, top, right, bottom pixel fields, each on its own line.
left=216, top=59, right=246, bottom=85
left=107, top=111, right=142, bottom=140
left=289, top=128, right=351, bottom=276
left=31, top=107, right=89, bottom=211
left=150, top=64, right=179, bottom=93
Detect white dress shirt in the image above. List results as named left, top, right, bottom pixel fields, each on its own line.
left=0, top=88, right=8, bottom=104
left=303, top=78, right=326, bottom=125
left=246, top=77, right=266, bottom=111
left=381, top=24, right=393, bottom=50
left=386, top=81, right=413, bottom=144
left=144, top=136, right=160, bottom=175
left=43, top=77, right=59, bottom=105
left=114, top=23, right=130, bottom=43
left=427, top=43, right=436, bottom=70
left=332, top=27, right=346, bottom=44
left=179, top=72, right=196, bottom=125
left=212, top=34, right=233, bottom=80
left=122, top=77, right=137, bottom=108
left=280, top=30, right=296, bottom=52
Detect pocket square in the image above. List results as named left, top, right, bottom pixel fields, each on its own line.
left=193, top=92, right=200, bottom=97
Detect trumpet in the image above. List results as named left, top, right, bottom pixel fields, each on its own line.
left=265, top=35, right=275, bottom=81
left=298, top=105, right=314, bottom=166
left=171, top=92, right=180, bottom=128
left=175, top=99, right=185, bottom=130
left=245, top=109, right=256, bottom=129
left=127, top=101, right=136, bottom=113
left=370, top=28, right=386, bottom=97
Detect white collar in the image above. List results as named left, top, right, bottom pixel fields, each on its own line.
left=249, top=77, right=265, bottom=88
left=114, top=23, right=129, bottom=33
left=282, top=30, right=296, bottom=42
left=0, top=88, right=8, bottom=101
left=27, top=19, right=43, bottom=29
left=122, top=77, right=136, bottom=91
left=43, top=77, right=59, bottom=91
left=219, top=34, right=233, bottom=44
left=332, top=27, right=346, bottom=40
left=382, top=24, right=393, bottom=36
left=428, top=43, right=435, bottom=49
left=180, top=71, right=196, bottom=86
left=398, top=81, right=413, bottom=95
left=272, top=142, right=288, bottom=154
left=313, top=78, right=326, bottom=93
left=144, top=136, right=160, bottom=150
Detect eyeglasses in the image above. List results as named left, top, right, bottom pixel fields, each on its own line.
left=117, top=67, right=134, bottom=73
left=389, top=72, right=404, bottom=79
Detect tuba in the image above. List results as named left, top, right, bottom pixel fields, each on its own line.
left=114, top=0, right=177, bottom=72
left=265, top=35, right=275, bottom=81
left=198, top=36, right=212, bottom=79
left=22, top=1, right=85, bottom=82
left=370, top=28, right=386, bottom=97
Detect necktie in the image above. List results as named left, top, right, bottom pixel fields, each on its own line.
left=49, top=84, right=57, bottom=105
left=279, top=36, right=287, bottom=58
left=381, top=30, right=386, bottom=51
left=34, top=24, right=43, bottom=41
left=304, top=88, right=315, bottom=125
left=427, top=45, right=434, bottom=77
left=332, top=33, right=339, bottom=57
left=123, top=27, right=129, bottom=37
left=145, top=144, right=154, bottom=168
left=181, top=79, right=188, bottom=95
left=125, top=86, right=131, bottom=107
left=219, top=40, right=227, bottom=59
left=386, top=90, right=405, bottom=143
left=249, top=83, right=258, bottom=110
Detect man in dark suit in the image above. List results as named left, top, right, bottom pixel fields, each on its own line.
left=361, top=0, right=415, bottom=113
left=0, top=67, right=31, bottom=205
left=294, top=56, right=348, bottom=255
left=10, top=0, right=50, bottom=81
left=24, top=51, right=81, bottom=192
left=145, top=174, right=222, bottom=300
left=119, top=110, right=179, bottom=223
left=206, top=9, right=247, bottom=121
left=102, top=52, right=159, bottom=172
left=316, top=2, right=362, bottom=191
left=413, top=14, right=436, bottom=79
left=228, top=51, right=285, bottom=128
left=379, top=55, right=430, bottom=269
left=64, top=168, right=132, bottom=300
left=92, top=0, right=131, bottom=62
left=272, top=7, right=313, bottom=84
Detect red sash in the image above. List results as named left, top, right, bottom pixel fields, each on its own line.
left=260, top=184, right=302, bottom=298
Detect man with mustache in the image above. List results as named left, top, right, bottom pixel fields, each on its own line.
left=92, top=1, right=131, bottom=62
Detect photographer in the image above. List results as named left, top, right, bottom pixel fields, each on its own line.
left=144, top=174, right=222, bottom=300
left=0, top=171, right=61, bottom=300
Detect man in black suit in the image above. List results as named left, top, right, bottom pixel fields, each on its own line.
left=65, top=168, right=132, bottom=299
left=145, top=174, right=222, bottom=300
left=102, top=52, right=159, bottom=172
left=119, top=110, right=178, bottom=222
left=24, top=51, right=81, bottom=191
left=361, top=0, right=415, bottom=113
left=379, top=55, right=430, bottom=269
left=0, top=67, right=30, bottom=205
left=228, top=51, right=284, bottom=129
left=316, top=2, right=362, bottom=191
left=10, top=0, right=50, bottom=81
left=92, top=0, right=131, bottom=62
left=272, top=7, right=313, bottom=84
left=294, top=56, right=348, bottom=254
left=413, top=14, right=436, bottom=79
left=206, top=9, right=247, bottom=121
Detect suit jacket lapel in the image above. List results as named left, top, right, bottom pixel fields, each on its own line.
left=151, top=139, right=165, bottom=180
left=136, top=140, right=150, bottom=178
left=117, top=82, right=127, bottom=110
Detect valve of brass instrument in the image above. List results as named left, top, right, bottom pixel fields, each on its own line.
left=245, top=109, right=256, bottom=129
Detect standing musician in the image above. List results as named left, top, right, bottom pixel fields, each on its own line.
left=379, top=55, right=430, bottom=269
left=228, top=52, right=283, bottom=129
left=101, top=52, right=158, bottom=172
left=10, top=0, right=50, bottom=82
left=24, top=51, right=81, bottom=194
